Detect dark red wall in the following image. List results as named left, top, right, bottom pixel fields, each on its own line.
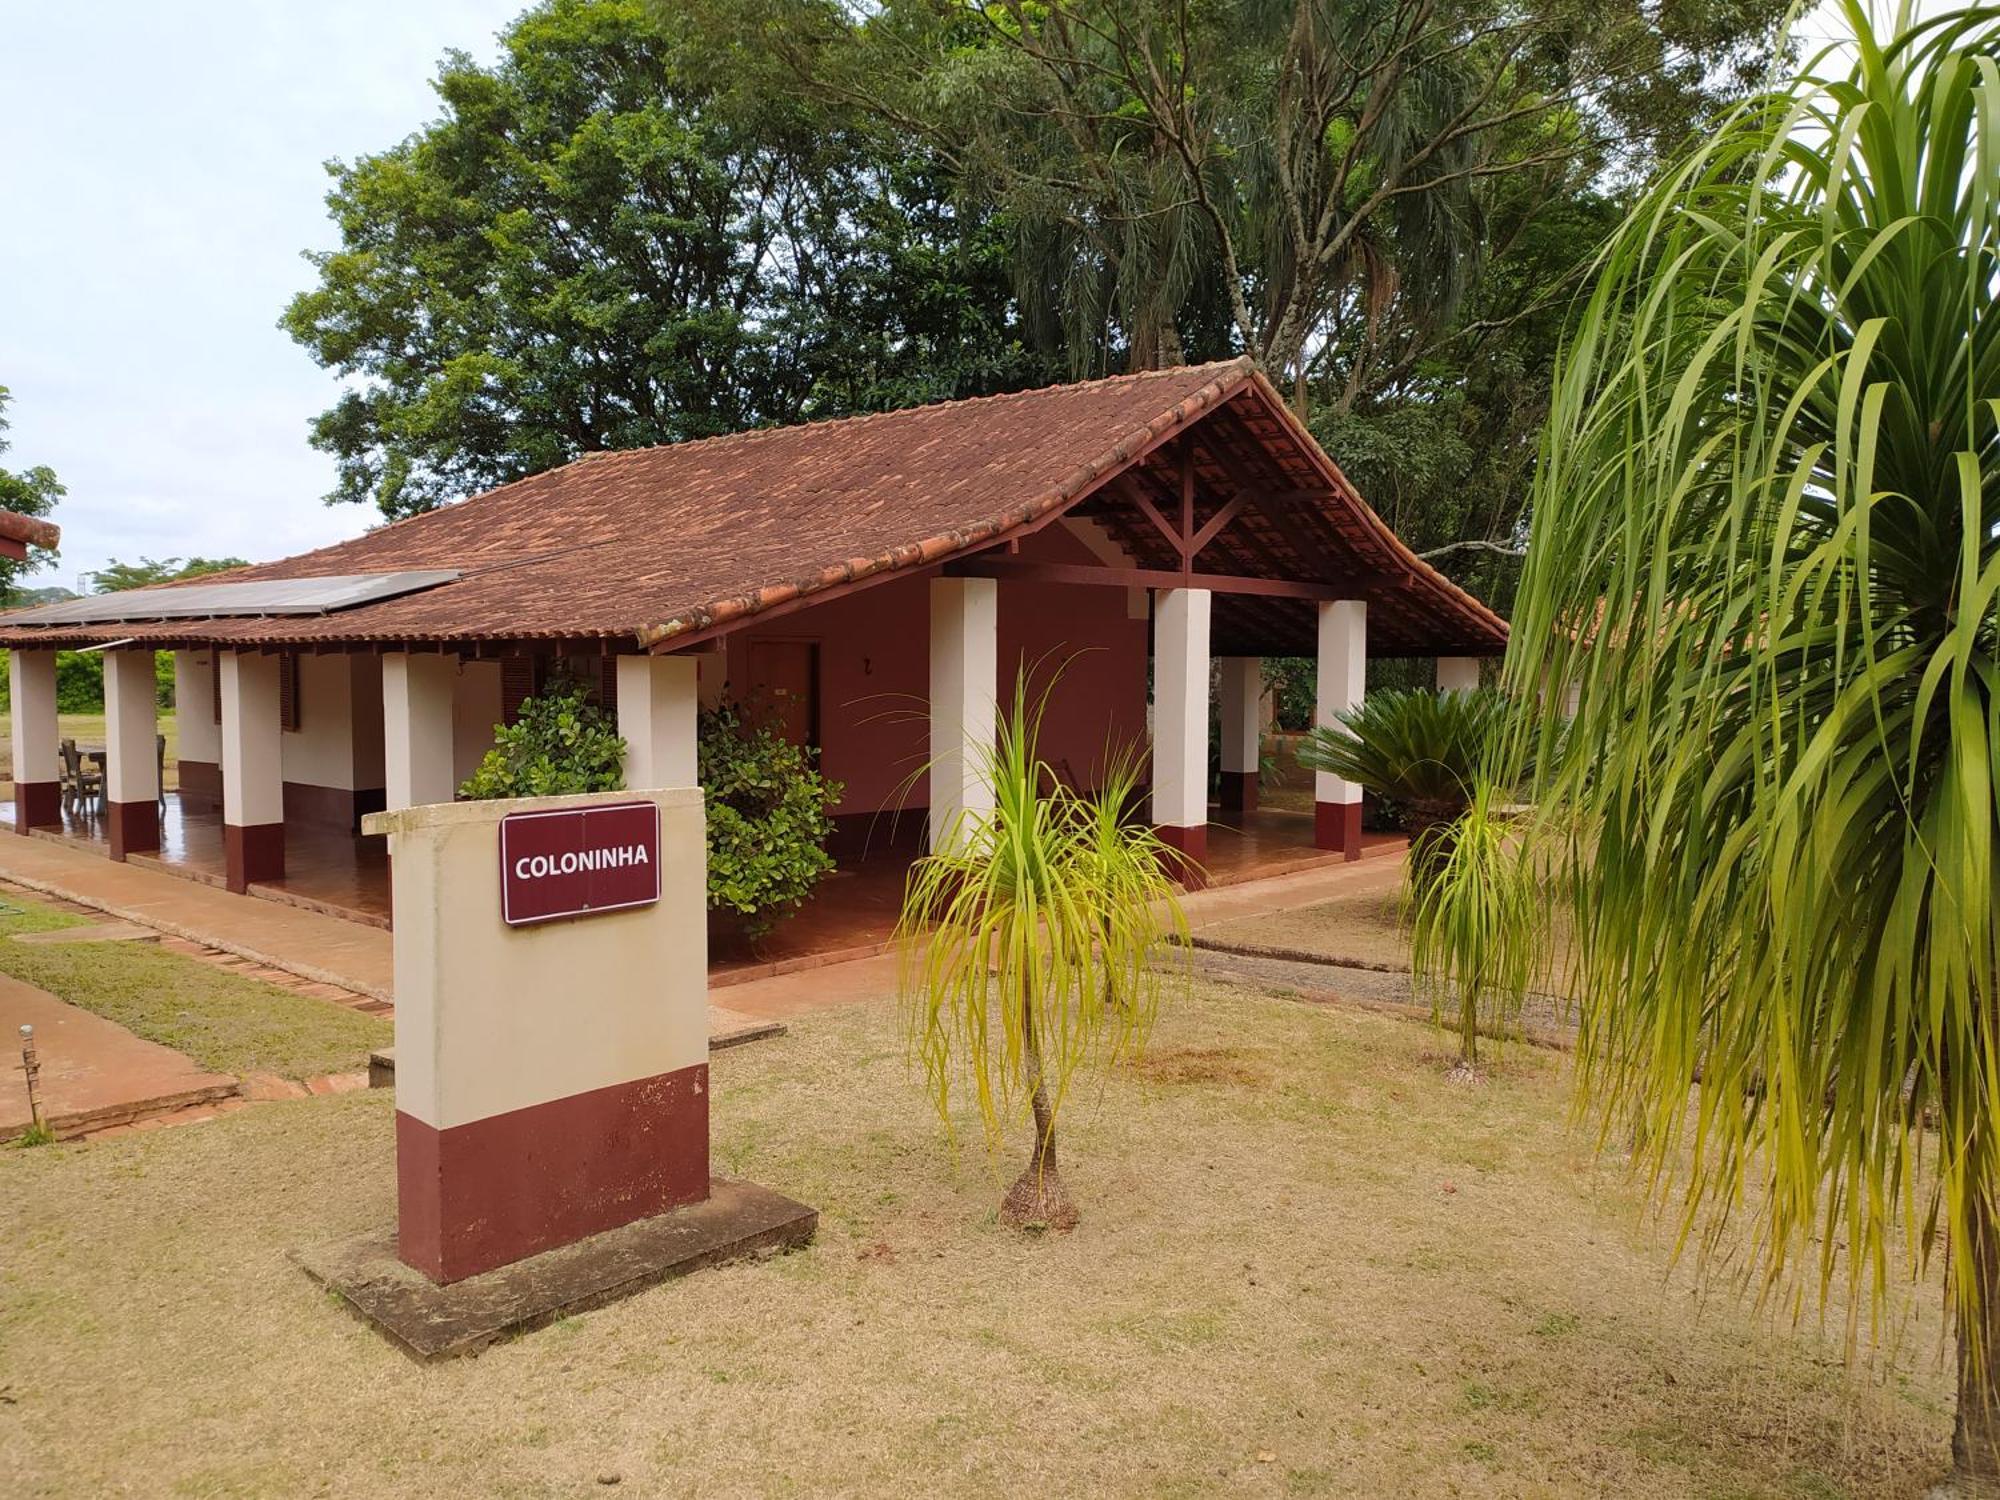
left=722, top=524, right=1149, bottom=821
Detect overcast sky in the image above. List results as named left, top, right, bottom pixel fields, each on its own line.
left=0, top=1, right=524, bottom=591
left=0, top=1, right=1888, bottom=594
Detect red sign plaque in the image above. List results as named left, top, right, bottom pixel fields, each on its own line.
left=499, top=801, right=662, bottom=927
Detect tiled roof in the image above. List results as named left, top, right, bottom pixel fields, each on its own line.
left=0, top=359, right=1507, bottom=656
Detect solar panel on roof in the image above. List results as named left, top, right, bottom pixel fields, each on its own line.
left=1, top=570, right=461, bottom=625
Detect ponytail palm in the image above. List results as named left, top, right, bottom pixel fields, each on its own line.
left=1495, top=3, right=2000, bottom=1485
left=899, top=676, right=1189, bottom=1230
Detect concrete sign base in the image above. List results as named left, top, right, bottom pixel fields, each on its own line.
left=299, top=1176, right=817, bottom=1361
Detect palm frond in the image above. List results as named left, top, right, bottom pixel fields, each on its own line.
left=1493, top=0, right=2000, bottom=1350
left=897, top=670, right=1188, bottom=1156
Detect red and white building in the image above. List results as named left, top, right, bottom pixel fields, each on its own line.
left=0, top=359, right=1504, bottom=941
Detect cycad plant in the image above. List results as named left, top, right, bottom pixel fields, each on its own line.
left=1458, top=3, right=2000, bottom=1486
left=1298, top=686, right=1515, bottom=851
left=899, top=675, right=1189, bottom=1231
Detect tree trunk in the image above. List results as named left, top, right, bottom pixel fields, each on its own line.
left=1953, top=1187, right=2000, bottom=1495
left=999, top=1031, right=1078, bottom=1233
left=1456, top=984, right=1480, bottom=1071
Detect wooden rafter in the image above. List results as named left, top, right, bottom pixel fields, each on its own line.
left=944, top=556, right=1381, bottom=602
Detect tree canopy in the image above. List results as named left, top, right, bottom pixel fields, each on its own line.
left=284, top=0, right=1046, bottom=519
left=89, top=556, right=248, bottom=593
left=288, top=0, right=1792, bottom=598
left=0, top=386, right=64, bottom=601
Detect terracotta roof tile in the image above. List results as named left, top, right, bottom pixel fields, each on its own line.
left=0, top=359, right=1506, bottom=655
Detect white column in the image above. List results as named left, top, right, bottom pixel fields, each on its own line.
left=221, top=650, right=285, bottom=890
left=383, top=652, right=460, bottom=812
left=617, top=654, right=699, bottom=789
left=103, top=648, right=161, bottom=857
left=929, top=576, right=997, bottom=852
left=1218, top=655, right=1261, bottom=814
left=1436, top=656, right=1480, bottom=694
left=8, top=649, right=60, bottom=831
left=1315, top=599, right=1367, bottom=858
left=1150, top=587, right=1211, bottom=859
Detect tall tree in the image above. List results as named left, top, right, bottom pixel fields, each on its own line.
left=765, top=0, right=1787, bottom=388
left=286, top=0, right=1045, bottom=519
left=0, top=386, right=64, bottom=602
left=1458, top=5, right=2000, bottom=1487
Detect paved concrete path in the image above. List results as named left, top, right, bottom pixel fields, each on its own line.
left=0, top=834, right=394, bottom=998
left=0, top=834, right=778, bottom=1047
left=0, top=973, right=236, bottom=1136
left=0, top=824, right=1409, bottom=1040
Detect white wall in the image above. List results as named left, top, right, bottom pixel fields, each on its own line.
left=173, top=650, right=222, bottom=764
left=281, top=652, right=361, bottom=789
left=453, top=659, right=504, bottom=787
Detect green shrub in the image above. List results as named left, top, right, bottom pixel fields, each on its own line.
left=54, top=650, right=103, bottom=712
left=700, top=701, right=841, bottom=938
left=459, top=669, right=626, bottom=799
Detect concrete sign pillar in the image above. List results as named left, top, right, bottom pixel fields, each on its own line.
left=1314, top=599, right=1367, bottom=860
left=1218, top=656, right=1262, bottom=814
left=221, top=650, right=285, bottom=891
left=1151, top=586, right=1212, bottom=864
left=1436, top=656, right=1480, bottom=694
left=368, top=788, right=709, bottom=1283
left=103, top=649, right=161, bottom=859
left=617, top=655, right=699, bottom=789
left=173, top=650, right=223, bottom=809
left=384, top=652, right=459, bottom=812
left=9, top=649, right=60, bottom=833
left=929, top=576, right=997, bottom=853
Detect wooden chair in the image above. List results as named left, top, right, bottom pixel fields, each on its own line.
left=58, top=739, right=102, bottom=817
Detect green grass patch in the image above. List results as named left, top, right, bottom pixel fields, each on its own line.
left=0, top=895, right=386, bottom=1079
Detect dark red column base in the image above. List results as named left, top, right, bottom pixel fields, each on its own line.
left=1218, top=770, right=1259, bottom=813
left=397, top=1063, right=711, bottom=1284
left=107, top=799, right=160, bottom=860
left=1154, top=822, right=1210, bottom=889
left=1314, top=799, right=1363, bottom=861
left=224, top=821, right=285, bottom=893
left=177, top=759, right=222, bottom=810
left=13, top=780, right=59, bottom=834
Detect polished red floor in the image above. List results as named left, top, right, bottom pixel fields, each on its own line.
left=8, top=793, right=1384, bottom=973
left=15, top=793, right=392, bottom=926
left=709, top=801, right=1395, bottom=979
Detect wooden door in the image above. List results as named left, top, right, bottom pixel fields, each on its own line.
left=747, top=641, right=819, bottom=749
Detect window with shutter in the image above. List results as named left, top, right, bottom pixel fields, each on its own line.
left=278, top=653, right=302, bottom=732
left=210, top=652, right=221, bottom=726
left=501, top=657, right=536, bottom=725
left=594, top=656, right=618, bottom=717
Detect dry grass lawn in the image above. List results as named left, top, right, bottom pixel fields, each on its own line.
left=1201, top=880, right=1416, bottom=969
left=0, top=976, right=1955, bottom=1497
